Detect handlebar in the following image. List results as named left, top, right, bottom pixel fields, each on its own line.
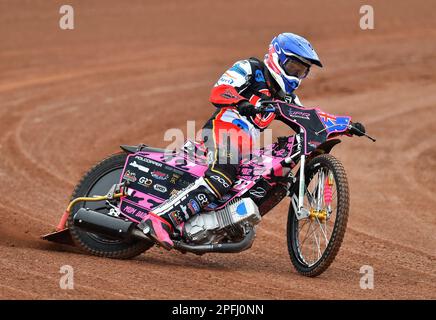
left=257, top=100, right=376, bottom=142
left=255, top=105, right=277, bottom=114
left=255, top=100, right=278, bottom=114
left=348, top=123, right=376, bottom=142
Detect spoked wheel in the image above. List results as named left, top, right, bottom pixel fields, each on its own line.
left=68, top=152, right=153, bottom=259
left=287, top=154, right=350, bottom=277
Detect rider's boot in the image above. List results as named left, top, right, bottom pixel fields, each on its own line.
left=138, top=177, right=219, bottom=250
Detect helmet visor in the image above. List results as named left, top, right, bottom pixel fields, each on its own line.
left=283, top=56, right=311, bottom=79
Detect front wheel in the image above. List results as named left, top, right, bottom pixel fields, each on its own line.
left=287, top=154, right=350, bottom=277
left=67, top=152, right=154, bottom=259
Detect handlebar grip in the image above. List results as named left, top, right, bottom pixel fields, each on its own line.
left=254, top=104, right=277, bottom=115
left=263, top=106, right=276, bottom=113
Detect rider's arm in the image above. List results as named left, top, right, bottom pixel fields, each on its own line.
left=209, top=60, right=252, bottom=108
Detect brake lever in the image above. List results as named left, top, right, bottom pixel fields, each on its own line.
left=348, top=124, right=376, bottom=142
left=259, top=100, right=276, bottom=106
left=364, top=133, right=376, bottom=142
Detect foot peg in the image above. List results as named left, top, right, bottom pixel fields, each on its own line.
left=139, top=213, right=174, bottom=250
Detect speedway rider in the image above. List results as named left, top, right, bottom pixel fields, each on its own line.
left=138, top=33, right=365, bottom=249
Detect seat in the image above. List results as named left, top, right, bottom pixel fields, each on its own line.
left=120, top=144, right=174, bottom=154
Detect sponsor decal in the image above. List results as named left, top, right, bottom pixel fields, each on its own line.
left=233, top=179, right=251, bottom=191
left=289, top=111, right=311, bottom=120
left=188, top=199, right=201, bottom=214
left=240, top=168, right=253, bottom=175
left=138, top=176, right=152, bottom=187
left=129, top=161, right=149, bottom=173
left=123, top=170, right=137, bottom=182
left=135, top=210, right=147, bottom=220
left=210, top=175, right=230, bottom=188
left=218, top=75, right=234, bottom=85
left=221, top=88, right=239, bottom=100
left=179, top=204, right=190, bottom=219
left=123, top=205, right=137, bottom=215
left=217, top=193, right=233, bottom=203
left=178, top=179, right=190, bottom=188
left=229, top=63, right=247, bottom=77
left=169, top=210, right=184, bottom=226
left=274, top=149, right=286, bottom=157
left=170, top=189, right=180, bottom=197
left=195, top=193, right=209, bottom=206
left=130, top=206, right=148, bottom=219
left=134, top=155, right=163, bottom=167
left=121, top=203, right=147, bottom=220
left=163, top=165, right=184, bottom=176
left=151, top=170, right=169, bottom=180
left=249, top=187, right=267, bottom=198
left=170, top=173, right=181, bottom=184
left=255, top=69, right=265, bottom=82
left=153, top=184, right=167, bottom=193
left=206, top=202, right=218, bottom=209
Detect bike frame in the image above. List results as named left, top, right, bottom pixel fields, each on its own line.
left=42, top=100, right=376, bottom=258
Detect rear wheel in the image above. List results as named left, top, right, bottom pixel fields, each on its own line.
left=287, top=154, right=350, bottom=277
left=67, top=152, right=154, bottom=259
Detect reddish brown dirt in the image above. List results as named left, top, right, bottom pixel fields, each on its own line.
left=0, top=0, right=435, bottom=299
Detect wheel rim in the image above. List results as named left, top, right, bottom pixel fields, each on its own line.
left=294, top=166, right=338, bottom=267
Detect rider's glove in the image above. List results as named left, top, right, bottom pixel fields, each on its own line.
left=236, top=100, right=258, bottom=117
left=349, top=122, right=366, bottom=136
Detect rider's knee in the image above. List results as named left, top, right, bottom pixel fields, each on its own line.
left=204, top=163, right=238, bottom=199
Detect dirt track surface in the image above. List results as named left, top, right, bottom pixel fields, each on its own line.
left=0, top=0, right=435, bottom=299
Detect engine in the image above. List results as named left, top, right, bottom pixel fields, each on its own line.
left=182, top=198, right=261, bottom=244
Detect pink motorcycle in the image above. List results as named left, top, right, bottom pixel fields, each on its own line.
left=43, top=101, right=375, bottom=277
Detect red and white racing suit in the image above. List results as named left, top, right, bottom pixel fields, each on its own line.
left=143, top=58, right=302, bottom=232
left=200, top=57, right=302, bottom=198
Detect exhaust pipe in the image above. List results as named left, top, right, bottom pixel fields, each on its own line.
left=173, top=228, right=256, bottom=254
left=74, top=208, right=256, bottom=254
left=73, top=208, right=150, bottom=241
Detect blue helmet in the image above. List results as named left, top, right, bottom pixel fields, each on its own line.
left=264, top=33, right=322, bottom=95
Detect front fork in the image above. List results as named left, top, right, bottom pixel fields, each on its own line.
left=298, top=153, right=306, bottom=213
left=285, top=129, right=310, bottom=220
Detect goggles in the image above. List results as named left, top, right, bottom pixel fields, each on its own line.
left=282, top=55, right=311, bottom=79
